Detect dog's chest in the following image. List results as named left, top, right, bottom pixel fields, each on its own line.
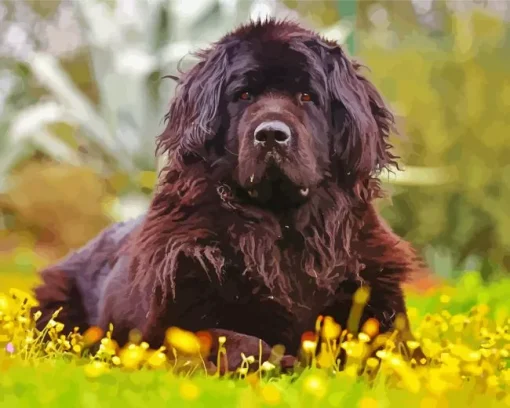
left=215, top=270, right=332, bottom=351
left=218, top=251, right=337, bottom=318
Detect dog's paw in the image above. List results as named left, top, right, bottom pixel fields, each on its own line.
left=206, top=328, right=272, bottom=373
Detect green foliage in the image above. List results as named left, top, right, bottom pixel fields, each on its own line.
left=0, top=162, right=114, bottom=255
left=0, top=0, right=258, bottom=242
left=359, top=10, right=510, bottom=277
left=0, top=0, right=259, bottom=181
left=0, top=361, right=501, bottom=408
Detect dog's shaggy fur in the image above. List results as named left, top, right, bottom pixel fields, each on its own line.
left=33, top=19, right=426, bottom=370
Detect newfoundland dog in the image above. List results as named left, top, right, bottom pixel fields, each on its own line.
left=33, top=19, right=426, bottom=371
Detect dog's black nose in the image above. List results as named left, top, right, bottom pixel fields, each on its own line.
left=254, top=121, right=291, bottom=147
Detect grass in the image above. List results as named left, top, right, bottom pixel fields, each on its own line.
left=1, top=270, right=510, bottom=407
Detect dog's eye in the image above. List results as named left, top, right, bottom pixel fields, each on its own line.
left=239, top=91, right=253, bottom=101
left=300, top=92, right=313, bottom=102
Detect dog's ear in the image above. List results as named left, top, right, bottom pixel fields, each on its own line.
left=157, top=45, right=230, bottom=170
left=312, top=41, right=397, bottom=181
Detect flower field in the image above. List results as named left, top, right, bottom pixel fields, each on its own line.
left=1, top=271, right=509, bottom=407
left=0, top=1, right=509, bottom=406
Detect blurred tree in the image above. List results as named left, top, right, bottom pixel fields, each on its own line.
left=336, top=0, right=357, bottom=54
left=361, top=9, right=510, bottom=279
left=0, top=0, right=262, bottom=256
left=0, top=162, right=113, bottom=257
left=24, top=0, right=61, bottom=18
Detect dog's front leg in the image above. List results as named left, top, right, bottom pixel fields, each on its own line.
left=140, top=286, right=169, bottom=348
left=205, top=329, right=297, bottom=374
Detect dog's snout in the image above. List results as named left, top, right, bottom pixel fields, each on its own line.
left=254, top=121, right=291, bottom=147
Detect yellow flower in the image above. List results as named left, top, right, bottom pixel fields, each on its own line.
left=427, top=371, right=452, bottom=395
left=119, top=344, right=146, bottom=369
left=406, top=341, right=421, bottom=351
left=9, top=288, right=38, bottom=308
left=387, top=356, right=421, bottom=393
left=147, top=350, right=167, bottom=369
left=366, top=358, right=380, bottom=369
left=302, top=373, right=327, bottom=399
left=165, top=327, right=201, bottom=355
left=440, top=294, right=451, bottom=304
left=0, top=294, right=10, bottom=312
left=46, top=319, right=57, bottom=329
left=260, top=384, right=281, bottom=405
left=407, top=307, right=418, bottom=319
left=450, top=344, right=481, bottom=362
left=301, top=331, right=318, bottom=354
left=45, top=341, right=55, bottom=353
left=322, top=316, right=341, bottom=340
left=344, top=365, right=358, bottom=378
left=486, top=375, right=499, bottom=388
left=99, top=337, right=119, bottom=355
left=341, top=340, right=366, bottom=359
left=359, top=397, right=378, bottom=408
left=179, top=380, right=200, bottom=401
left=317, top=349, right=336, bottom=369
left=361, top=318, right=380, bottom=338
left=84, top=361, right=109, bottom=378
left=476, top=304, right=490, bottom=316
left=82, top=326, right=104, bottom=346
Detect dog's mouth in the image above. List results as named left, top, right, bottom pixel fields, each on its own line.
left=241, top=163, right=311, bottom=210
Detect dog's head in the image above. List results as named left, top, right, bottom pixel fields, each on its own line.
left=159, top=19, right=396, bottom=210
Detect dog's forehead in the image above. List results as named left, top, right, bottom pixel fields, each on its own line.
left=228, top=39, right=310, bottom=78
left=222, top=38, right=328, bottom=100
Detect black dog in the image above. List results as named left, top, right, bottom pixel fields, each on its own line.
left=33, top=19, right=426, bottom=371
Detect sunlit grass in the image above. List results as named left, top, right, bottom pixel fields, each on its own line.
left=1, top=271, right=510, bottom=407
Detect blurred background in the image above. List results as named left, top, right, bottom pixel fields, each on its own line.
left=0, top=0, right=508, bottom=294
